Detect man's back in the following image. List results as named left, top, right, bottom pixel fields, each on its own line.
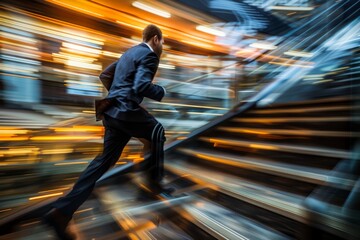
left=104, top=43, right=165, bottom=122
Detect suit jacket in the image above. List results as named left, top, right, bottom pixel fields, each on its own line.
left=96, top=43, right=165, bottom=122
left=99, top=60, right=117, bottom=91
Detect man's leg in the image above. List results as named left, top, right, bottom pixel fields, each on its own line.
left=43, top=123, right=130, bottom=239
left=148, top=122, right=165, bottom=182
left=128, top=121, right=167, bottom=192
left=51, top=124, right=130, bottom=217
left=101, top=116, right=168, bottom=193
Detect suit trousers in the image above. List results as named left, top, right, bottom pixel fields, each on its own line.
left=52, top=114, right=165, bottom=217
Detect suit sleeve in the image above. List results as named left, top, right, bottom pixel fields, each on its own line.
left=99, top=61, right=117, bottom=91
left=133, top=53, right=165, bottom=102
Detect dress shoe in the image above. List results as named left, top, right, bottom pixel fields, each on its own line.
left=42, top=208, right=76, bottom=240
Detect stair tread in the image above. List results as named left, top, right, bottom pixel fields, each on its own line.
left=183, top=198, right=291, bottom=240
left=94, top=182, right=193, bottom=239
left=166, top=162, right=307, bottom=222
left=233, top=116, right=359, bottom=123
left=177, top=147, right=355, bottom=187
left=253, top=96, right=356, bottom=108
left=249, top=105, right=357, bottom=114
left=166, top=162, right=358, bottom=238
left=218, top=127, right=359, bottom=137
left=199, top=137, right=351, bottom=159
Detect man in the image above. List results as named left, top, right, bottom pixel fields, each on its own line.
left=43, top=24, right=170, bottom=240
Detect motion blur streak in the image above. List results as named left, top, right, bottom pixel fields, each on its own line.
left=0, top=0, right=359, bottom=239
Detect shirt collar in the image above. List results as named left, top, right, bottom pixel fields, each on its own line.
left=143, top=42, right=154, bottom=52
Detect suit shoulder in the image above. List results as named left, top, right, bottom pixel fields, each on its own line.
left=124, top=44, right=150, bottom=57
left=143, top=51, right=158, bottom=60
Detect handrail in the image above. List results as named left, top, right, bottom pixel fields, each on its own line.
left=164, top=62, right=240, bottom=92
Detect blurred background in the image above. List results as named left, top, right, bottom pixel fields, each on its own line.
left=0, top=0, right=359, bottom=239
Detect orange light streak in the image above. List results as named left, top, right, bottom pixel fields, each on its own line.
left=29, top=192, right=63, bottom=200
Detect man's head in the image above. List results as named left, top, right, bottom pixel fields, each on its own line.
left=143, top=24, right=164, bottom=57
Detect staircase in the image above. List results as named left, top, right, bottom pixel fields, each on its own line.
left=163, top=95, right=359, bottom=239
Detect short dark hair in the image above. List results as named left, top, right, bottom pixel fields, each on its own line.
left=142, top=24, right=162, bottom=42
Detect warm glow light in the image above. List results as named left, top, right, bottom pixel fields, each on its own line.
left=51, top=69, right=82, bottom=76
left=41, top=149, right=73, bottom=154
left=166, top=131, right=190, bottom=134
left=0, top=137, right=29, bottom=141
left=116, top=21, right=144, bottom=30
left=0, top=209, right=12, bottom=213
left=59, top=48, right=100, bottom=58
left=39, top=187, right=70, bottom=194
left=219, top=127, right=269, bottom=135
left=1, top=9, right=104, bottom=45
left=0, top=129, right=29, bottom=134
left=65, top=80, right=102, bottom=87
left=82, top=110, right=96, bottom=114
left=30, top=136, right=102, bottom=141
left=181, top=40, right=213, bottom=49
left=52, top=126, right=103, bottom=132
left=177, top=136, right=187, bottom=140
left=159, top=63, right=175, bottom=69
left=52, top=53, right=97, bottom=63
left=66, top=60, right=102, bottom=70
left=195, top=153, right=239, bottom=166
left=196, top=26, right=226, bottom=37
left=46, top=0, right=104, bottom=17
left=75, top=208, right=93, bottom=214
left=102, top=51, right=122, bottom=58
left=166, top=54, right=197, bottom=62
left=0, top=148, right=39, bottom=155
left=132, top=1, right=171, bottom=18
left=116, top=161, right=128, bottom=165
left=29, top=192, right=63, bottom=200
left=249, top=144, right=278, bottom=150
left=1, top=40, right=38, bottom=50
left=62, top=42, right=102, bottom=55
left=54, top=161, right=88, bottom=165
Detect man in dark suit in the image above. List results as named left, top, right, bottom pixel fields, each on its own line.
left=43, top=24, right=169, bottom=240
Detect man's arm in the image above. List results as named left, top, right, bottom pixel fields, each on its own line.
left=133, top=53, right=165, bottom=102
left=99, top=61, right=117, bottom=91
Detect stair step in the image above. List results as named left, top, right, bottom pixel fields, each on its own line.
left=166, top=162, right=306, bottom=223
left=182, top=199, right=291, bottom=240
left=96, top=181, right=205, bottom=240
left=166, top=162, right=359, bottom=239
left=232, top=116, right=358, bottom=123
left=257, top=96, right=354, bottom=108
left=218, top=127, right=358, bottom=137
left=177, top=148, right=355, bottom=188
left=199, top=137, right=350, bottom=159
left=249, top=105, right=357, bottom=114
